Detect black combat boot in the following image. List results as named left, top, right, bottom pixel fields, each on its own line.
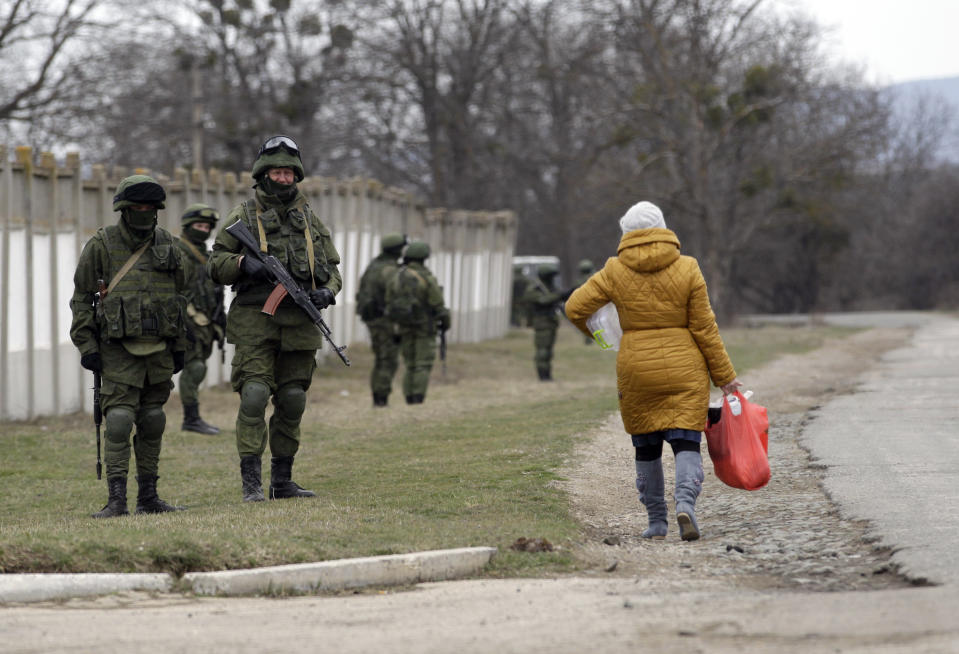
left=92, top=476, right=129, bottom=518
left=182, top=402, right=220, bottom=435
left=373, top=393, right=388, bottom=407
left=411, top=394, right=425, bottom=404
left=134, top=475, right=186, bottom=514
left=269, top=456, right=316, bottom=499
left=240, top=455, right=265, bottom=502
left=537, top=368, right=553, bottom=381
left=406, top=394, right=416, bottom=405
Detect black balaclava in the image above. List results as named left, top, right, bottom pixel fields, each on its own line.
left=122, top=207, right=158, bottom=237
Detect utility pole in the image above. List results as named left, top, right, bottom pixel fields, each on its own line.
left=191, top=58, right=204, bottom=171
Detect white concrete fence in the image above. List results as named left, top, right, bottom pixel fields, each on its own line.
left=0, top=145, right=517, bottom=421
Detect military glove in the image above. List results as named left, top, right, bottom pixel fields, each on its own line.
left=80, top=352, right=101, bottom=373
left=172, top=351, right=185, bottom=374
left=309, top=287, right=336, bottom=310
left=437, top=314, right=451, bottom=332
left=240, top=255, right=270, bottom=282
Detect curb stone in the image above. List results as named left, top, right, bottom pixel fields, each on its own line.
left=0, top=547, right=497, bottom=604
left=0, top=573, right=172, bottom=603
left=184, top=546, right=498, bottom=596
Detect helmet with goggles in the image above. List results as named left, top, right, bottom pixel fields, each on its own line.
left=252, top=135, right=305, bottom=182
left=181, top=203, right=219, bottom=228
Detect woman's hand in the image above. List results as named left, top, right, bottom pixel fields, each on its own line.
left=721, top=379, right=743, bottom=395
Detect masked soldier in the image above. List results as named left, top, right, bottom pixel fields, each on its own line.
left=175, top=203, right=225, bottom=434
left=356, top=233, right=407, bottom=407
left=523, top=262, right=566, bottom=381
left=384, top=240, right=450, bottom=404
left=69, top=174, right=188, bottom=517
left=208, top=135, right=342, bottom=503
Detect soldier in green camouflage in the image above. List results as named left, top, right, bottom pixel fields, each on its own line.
left=175, top=204, right=225, bottom=434
left=356, top=233, right=407, bottom=407
left=69, top=175, right=189, bottom=518
left=384, top=241, right=450, bottom=404
left=522, top=262, right=567, bottom=381
left=208, top=136, right=342, bottom=503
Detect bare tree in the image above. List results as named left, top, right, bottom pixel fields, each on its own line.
left=0, top=0, right=113, bottom=136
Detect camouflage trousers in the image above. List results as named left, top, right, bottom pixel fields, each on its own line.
left=179, top=321, right=217, bottom=406
left=398, top=328, right=437, bottom=398
left=533, top=325, right=558, bottom=376
left=366, top=320, right=400, bottom=398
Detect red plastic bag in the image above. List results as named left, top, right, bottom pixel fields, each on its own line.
left=704, top=391, right=770, bottom=490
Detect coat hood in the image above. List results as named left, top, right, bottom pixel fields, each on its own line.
left=617, top=228, right=681, bottom=273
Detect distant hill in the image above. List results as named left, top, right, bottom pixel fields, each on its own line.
left=886, top=76, right=959, bottom=163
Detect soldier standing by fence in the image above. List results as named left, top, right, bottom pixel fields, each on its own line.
left=523, top=262, right=569, bottom=381
left=208, top=135, right=342, bottom=503
left=69, top=175, right=189, bottom=518
left=175, top=204, right=225, bottom=434
left=356, top=233, right=407, bottom=407
left=384, top=240, right=450, bottom=404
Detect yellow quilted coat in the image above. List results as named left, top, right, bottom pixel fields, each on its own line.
left=565, top=228, right=736, bottom=435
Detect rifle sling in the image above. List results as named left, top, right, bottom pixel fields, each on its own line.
left=253, top=201, right=316, bottom=291
left=106, top=241, right=150, bottom=295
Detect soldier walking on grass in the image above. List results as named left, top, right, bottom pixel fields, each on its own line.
left=175, top=204, right=226, bottom=434
left=69, top=175, right=189, bottom=518
left=208, top=136, right=342, bottom=503
left=523, top=262, right=569, bottom=381
left=356, top=233, right=407, bottom=407
left=384, top=240, right=450, bottom=404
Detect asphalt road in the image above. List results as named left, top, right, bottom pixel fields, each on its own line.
left=801, top=311, right=959, bottom=586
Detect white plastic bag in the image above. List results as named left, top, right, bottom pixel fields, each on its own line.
left=586, top=302, right=622, bottom=351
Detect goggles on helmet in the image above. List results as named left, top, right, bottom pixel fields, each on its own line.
left=257, top=135, right=300, bottom=158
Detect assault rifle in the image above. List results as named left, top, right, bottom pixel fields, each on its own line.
left=225, top=219, right=350, bottom=366
left=439, top=328, right=447, bottom=379
left=93, top=279, right=106, bottom=480
left=211, top=289, right=227, bottom=364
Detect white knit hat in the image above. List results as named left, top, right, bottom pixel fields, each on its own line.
left=619, top=201, right=666, bottom=234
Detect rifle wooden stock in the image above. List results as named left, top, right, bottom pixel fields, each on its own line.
left=225, top=219, right=350, bottom=366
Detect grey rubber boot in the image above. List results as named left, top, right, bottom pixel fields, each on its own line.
left=134, top=475, right=186, bottom=514
left=674, top=450, right=704, bottom=541
left=269, top=456, right=316, bottom=499
left=92, top=476, right=129, bottom=518
left=240, top=455, right=265, bottom=502
left=635, top=459, right=668, bottom=539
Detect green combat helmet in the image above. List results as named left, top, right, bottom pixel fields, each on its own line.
left=381, top=233, right=407, bottom=253
left=578, top=259, right=594, bottom=273
left=404, top=240, right=430, bottom=261
left=112, top=175, right=166, bottom=211
left=252, top=135, right=305, bottom=182
left=537, top=262, right=559, bottom=278
left=181, top=203, right=219, bottom=228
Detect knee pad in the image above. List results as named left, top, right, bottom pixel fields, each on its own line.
left=240, top=380, right=271, bottom=419
left=185, top=358, right=206, bottom=381
left=104, top=407, right=135, bottom=441
left=136, top=407, right=166, bottom=440
left=275, top=383, right=307, bottom=420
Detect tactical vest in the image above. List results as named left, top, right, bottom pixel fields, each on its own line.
left=357, top=256, right=398, bottom=322
left=96, top=225, right=183, bottom=341
left=176, top=237, right=219, bottom=317
left=385, top=265, right=429, bottom=326
left=234, top=199, right=334, bottom=305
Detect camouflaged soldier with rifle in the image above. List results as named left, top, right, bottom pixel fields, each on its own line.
left=69, top=175, right=189, bottom=518
left=522, top=262, right=572, bottom=381
left=356, top=232, right=407, bottom=407
left=175, top=203, right=226, bottom=434
left=208, top=135, right=342, bottom=503
left=384, top=240, right=450, bottom=404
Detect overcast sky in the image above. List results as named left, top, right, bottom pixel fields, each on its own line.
left=773, top=0, right=959, bottom=84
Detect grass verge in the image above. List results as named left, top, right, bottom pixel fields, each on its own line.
left=0, top=323, right=854, bottom=576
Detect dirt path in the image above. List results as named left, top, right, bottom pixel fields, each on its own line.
left=561, top=326, right=917, bottom=592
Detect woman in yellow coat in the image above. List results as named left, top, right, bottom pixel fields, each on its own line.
left=565, top=201, right=741, bottom=541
